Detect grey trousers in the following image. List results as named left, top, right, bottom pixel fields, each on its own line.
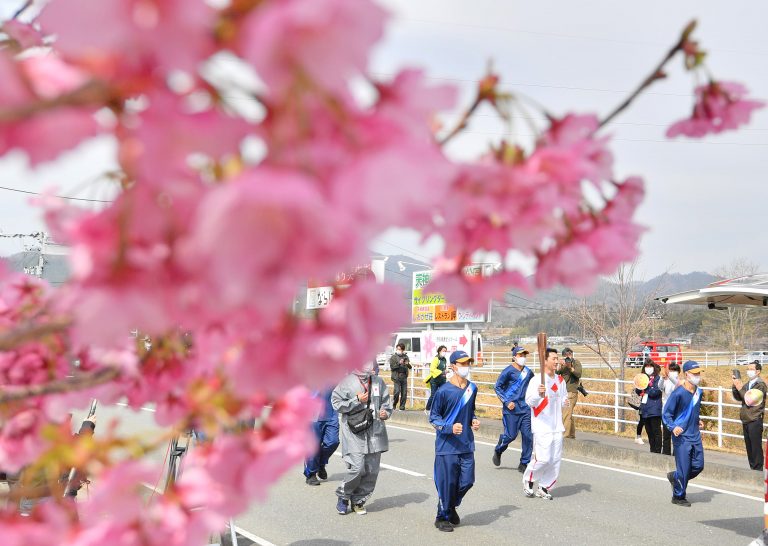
left=335, top=451, right=382, bottom=504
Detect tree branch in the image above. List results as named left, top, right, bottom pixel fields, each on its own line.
left=0, top=367, right=120, bottom=404
left=0, top=318, right=71, bottom=351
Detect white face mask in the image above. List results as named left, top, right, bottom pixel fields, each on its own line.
left=361, top=361, right=375, bottom=373
left=747, top=370, right=757, bottom=379
left=668, top=371, right=679, bottom=382
left=644, top=367, right=654, bottom=375
left=687, top=374, right=701, bottom=386
left=516, top=357, right=526, bottom=366
left=439, top=351, right=447, bottom=358
left=456, top=366, right=471, bottom=378
left=396, top=350, right=403, bottom=355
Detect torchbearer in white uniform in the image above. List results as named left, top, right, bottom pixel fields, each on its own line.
left=522, top=347, right=569, bottom=500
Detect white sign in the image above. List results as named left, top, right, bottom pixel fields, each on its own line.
left=306, top=286, right=335, bottom=309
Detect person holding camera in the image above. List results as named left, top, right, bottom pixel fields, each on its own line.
left=492, top=347, right=533, bottom=472
left=557, top=348, right=582, bottom=439
left=331, top=361, right=392, bottom=515
left=732, top=363, right=767, bottom=470
left=429, top=351, right=480, bottom=532
left=389, top=343, right=412, bottom=411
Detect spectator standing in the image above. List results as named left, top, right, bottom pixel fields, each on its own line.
left=425, top=345, right=448, bottom=412
left=732, top=363, right=767, bottom=470
left=660, top=362, right=681, bottom=456
left=557, top=347, right=582, bottom=439
left=636, top=360, right=663, bottom=453
left=389, top=343, right=412, bottom=410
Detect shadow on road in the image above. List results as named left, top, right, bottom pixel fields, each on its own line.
left=461, top=504, right=518, bottom=526
left=366, top=492, right=430, bottom=512
left=388, top=438, right=407, bottom=443
left=698, top=516, right=762, bottom=538
left=686, top=489, right=717, bottom=504
left=553, top=483, right=591, bottom=498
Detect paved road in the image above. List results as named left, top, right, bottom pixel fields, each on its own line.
left=103, top=405, right=762, bottom=546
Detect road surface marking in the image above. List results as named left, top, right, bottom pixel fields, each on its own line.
left=331, top=452, right=425, bottom=477
left=388, top=424, right=762, bottom=502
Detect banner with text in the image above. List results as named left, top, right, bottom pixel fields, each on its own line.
left=411, top=265, right=493, bottom=324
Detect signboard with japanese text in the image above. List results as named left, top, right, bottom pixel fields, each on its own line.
left=306, top=258, right=386, bottom=310
left=411, top=264, right=493, bottom=324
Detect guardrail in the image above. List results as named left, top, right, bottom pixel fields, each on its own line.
left=479, top=350, right=751, bottom=370
left=391, top=364, right=760, bottom=451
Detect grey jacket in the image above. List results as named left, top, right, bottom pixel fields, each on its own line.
left=332, top=372, right=393, bottom=456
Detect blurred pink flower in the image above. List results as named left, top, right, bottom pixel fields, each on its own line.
left=428, top=267, right=531, bottom=313
left=38, top=0, right=216, bottom=79
left=2, top=20, right=45, bottom=50
left=239, top=0, right=387, bottom=95
left=667, top=81, right=764, bottom=138
left=0, top=406, right=49, bottom=472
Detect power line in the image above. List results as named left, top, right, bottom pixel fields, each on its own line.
left=0, top=185, right=113, bottom=203
left=395, top=17, right=768, bottom=57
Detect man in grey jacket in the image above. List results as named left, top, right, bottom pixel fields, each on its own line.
left=332, top=361, right=393, bottom=515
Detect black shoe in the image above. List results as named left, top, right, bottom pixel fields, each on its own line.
left=434, top=519, right=454, bottom=532
left=399, top=407, right=406, bottom=411
left=318, top=466, right=327, bottom=480
left=666, top=471, right=675, bottom=493
left=306, top=474, right=321, bottom=486
left=492, top=451, right=501, bottom=467
left=449, top=508, right=460, bottom=526
left=671, top=497, right=691, bottom=507
left=517, top=463, right=527, bottom=473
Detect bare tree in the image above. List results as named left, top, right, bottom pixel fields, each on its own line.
left=566, top=261, right=671, bottom=380
left=706, top=258, right=760, bottom=350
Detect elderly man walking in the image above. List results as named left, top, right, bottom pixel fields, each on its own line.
left=332, top=360, right=393, bottom=515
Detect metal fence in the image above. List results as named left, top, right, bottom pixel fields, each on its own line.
left=395, top=360, right=760, bottom=451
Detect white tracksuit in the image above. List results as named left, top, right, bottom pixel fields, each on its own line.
left=524, top=373, right=568, bottom=489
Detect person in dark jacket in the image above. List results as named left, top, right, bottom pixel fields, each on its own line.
left=732, top=362, right=767, bottom=470
left=636, top=359, right=663, bottom=453
left=389, top=343, right=412, bottom=410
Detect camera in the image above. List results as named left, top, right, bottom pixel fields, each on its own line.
left=577, top=383, right=588, bottom=397
left=564, top=357, right=573, bottom=364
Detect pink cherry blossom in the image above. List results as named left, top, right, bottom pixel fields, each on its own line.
left=239, top=0, right=387, bottom=96
left=38, top=0, right=216, bottom=79
left=528, top=113, right=613, bottom=186
left=667, top=81, right=764, bottom=138
left=2, top=20, right=45, bottom=50
left=427, top=266, right=531, bottom=313
left=0, top=405, right=50, bottom=472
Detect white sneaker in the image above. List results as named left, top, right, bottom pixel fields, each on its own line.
left=634, top=437, right=645, bottom=445
left=522, top=476, right=535, bottom=498
left=535, top=486, right=553, bottom=500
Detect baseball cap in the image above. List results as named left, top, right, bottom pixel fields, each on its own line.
left=512, top=347, right=529, bottom=357
left=682, top=360, right=703, bottom=374
left=450, top=350, right=473, bottom=364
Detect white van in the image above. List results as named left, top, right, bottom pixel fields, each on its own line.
left=382, top=329, right=484, bottom=370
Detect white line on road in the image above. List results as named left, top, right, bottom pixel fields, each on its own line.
left=331, top=451, right=426, bottom=477
left=387, top=424, right=763, bottom=502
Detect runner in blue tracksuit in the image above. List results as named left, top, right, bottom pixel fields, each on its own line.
left=429, top=350, right=480, bottom=533
left=304, top=388, right=340, bottom=485
left=492, top=347, right=534, bottom=472
left=662, top=360, right=705, bottom=506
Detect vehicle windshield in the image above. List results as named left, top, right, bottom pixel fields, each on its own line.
left=630, top=345, right=646, bottom=353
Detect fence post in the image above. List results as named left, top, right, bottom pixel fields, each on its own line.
left=409, top=371, right=414, bottom=408
left=491, top=352, right=495, bottom=368
left=614, top=378, right=620, bottom=433
left=717, top=387, right=723, bottom=448
left=705, top=352, right=709, bottom=367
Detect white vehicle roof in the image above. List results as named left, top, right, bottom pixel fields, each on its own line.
left=658, top=273, right=768, bottom=309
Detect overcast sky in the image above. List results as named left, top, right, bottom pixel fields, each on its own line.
left=1, top=0, right=766, bottom=281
